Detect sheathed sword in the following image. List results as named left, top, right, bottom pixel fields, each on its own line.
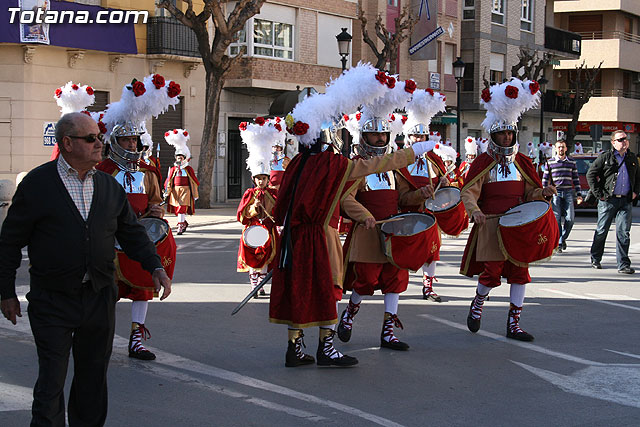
left=231, top=270, right=272, bottom=316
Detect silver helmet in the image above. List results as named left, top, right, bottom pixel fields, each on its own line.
left=487, top=120, right=519, bottom=165
left=107, top=121, right=144, bottom=172
left=406, top=123, right=429, bottom=136
left=358, top=117, right=390, bottom=159
left=319, top=121, right=344, bottom=153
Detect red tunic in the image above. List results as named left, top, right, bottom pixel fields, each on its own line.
left=165, top=165, right=200, bottom=215
left=236, top=187, right=278, bottom=271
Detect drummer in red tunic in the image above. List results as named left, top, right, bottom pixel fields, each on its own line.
left=164, top=129, right=200, bottom=235
left=268, top=66, right=435, bottom=367
left=338, top=106, right=434, bottom=351
left=460, top=79, right=557, bottom=341
left=459, top=136, right=478, bottom=179
left=434, top=143, right=463, bottom=188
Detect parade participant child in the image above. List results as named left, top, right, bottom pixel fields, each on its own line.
left=434, top=143, right=462, bottom=187
left=165, top=129, right=200, bottom=235
left=461, top=78, right=557, bottom=341
left=459, top=136, right=478, bottom=179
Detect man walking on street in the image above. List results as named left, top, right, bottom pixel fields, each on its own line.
left=542, top=138, right=582, bottom=252
left=587, top=130, right=640, bottom=273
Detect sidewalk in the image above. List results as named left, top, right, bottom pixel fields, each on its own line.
left=164, top=203, right=238, bottom=230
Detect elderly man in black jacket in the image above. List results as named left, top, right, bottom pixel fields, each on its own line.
left=586, top=130, right=640, bottom=274
left=0, top=112, right=171, bottom=427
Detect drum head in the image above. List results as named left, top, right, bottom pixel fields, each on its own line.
left=380, top=213, right=436, bottom=237
left=499, top=201, right=550, bottom=227
left=114, top=218, right=169, bottom=250
left=424, top=187, right=461, bottom=212
left=244, top=225, right=270, bottom=248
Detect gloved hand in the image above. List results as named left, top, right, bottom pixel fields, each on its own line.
left=409, top=140, right=436, bottom=157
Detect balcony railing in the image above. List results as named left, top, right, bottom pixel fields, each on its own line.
left=576, top=31, right=640, bottom=45
left=555, top=88, right=640, bottom=100
left=543, top=90, right=575, bottom=115
left=545, top=26, right=582, bottom=56
left=147, top=16, right=199, bottom=58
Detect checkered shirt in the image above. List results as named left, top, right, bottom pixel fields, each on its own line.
left=57, top=155, right=97, bottom=221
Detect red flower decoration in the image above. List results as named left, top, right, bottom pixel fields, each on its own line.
left=292, top=121, right=309, bottom=136
left=375, top=71, right=387, bottom=85
left=132, top=81, right=146, bottom=97
left=389, top=114, right=396, bottom=121
left=86, top=86, right=94, bottom=95
left=165, top=132, right=170, bottom=137
left=435, top=144, right=440, bottom=149
left=275, top=117, right=281, bottom=123
left=356, top=112, right=362, bottom=121
left=71, top=84, right=79, bottom=90
left=481, top=88, right=492, bottom=103
left=343, top=114, right=349, bottom=121
left=55, top=88, right=62, bottom=98
left=529, top=81, right=540, bottom=95
left=255, top=117, right=265, bottom=126
left=183, top=131, right=188, bottom=136
left=386, top=76, right=396, bottom=89
left=173, top=129, right=178, bottom=134
left=167, top=81, right=181, bottom=98
left=401, top=115, right=408, bottom=124
left=152, top=74, right=165, bottom=89
left=80, top=110, right=91, bottom=116
left=505, top=85, right=519, bottom=99
left=239, top=122, right=248, bottom=131
left=99, top=113, right=104, bottom=120
left=426, top=88, right=434, bottom=96
left=404, top=79, right=417, bottom=93
left=274, top=123, right=282, bottom=132
left=98, top=122, right=107, bottom=135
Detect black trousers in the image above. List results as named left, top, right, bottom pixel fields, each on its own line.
left=27, top=283, right=116, bottom=427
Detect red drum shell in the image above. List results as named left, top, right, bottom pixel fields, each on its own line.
left=115, top=218, right=177, bottom=290
left=240, top=224, right=276, bottom=269
left=497, top=201, right=559, bottom=266
left=425, top=187, right=469, bottom=236
left=380, top=213, right=440, bottom=271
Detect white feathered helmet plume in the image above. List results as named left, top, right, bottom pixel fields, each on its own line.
left=480, top=78, right=541, bottom=136
left=477, top=138, right=489, bottom=154
left=403, top=88, right=447, bottom=145
left=434, top=142, right=457, bottom=165
left=526, top=141, right=537, bottom=159
left=387, top=113, right=406, bottom=151
left=428, top=131, right=442, bottom=143
left=573, top=141, right=584, bottom=155
left=539, top=141, right=553, bottom=159
left=464, top=136, right=477, bottom=157
left=54, top=82, right=96, bottom=116
left=240, top=118, right=284, bottom=176
left=285, top=63, right=402, bottom=148
left=165, top=128, right=191, bottom=160
left=343, top=112, right=363, bottom=146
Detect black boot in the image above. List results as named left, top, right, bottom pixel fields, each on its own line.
left=316, top=329, right=358, bottom=367
left=128, top=323, right=156, bottom=360
left=380, top=312, right=409, bottom=351
left=467, top=292, right=488, bottom=333
left=422, top=275, right=442, bottom=302
left=337, top=300, right=360, bottom=342
left=285, top=329, right=315, bottom=367
left=506, top=304, right=534, bottom=342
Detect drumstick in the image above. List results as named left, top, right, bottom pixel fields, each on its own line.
left=375, top=217, right=405, bottom=224
left=255, top=199, right=276, bottom=222
left=431, top=180, right=442, bottom=199
left=485, top=210, right=522, bottom=220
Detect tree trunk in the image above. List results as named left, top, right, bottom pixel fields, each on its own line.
left=196, top=70, right=224, bottom=208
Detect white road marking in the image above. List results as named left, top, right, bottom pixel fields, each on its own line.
left=605, top=349, right=640, bottom=360
left=546, top=289, right=640, bottom=312
left=0, top=382, right=33, bottom=412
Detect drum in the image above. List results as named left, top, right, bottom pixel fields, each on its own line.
left=115, top=217, right=177, bottom=289
left=497, top=200, right=559, bottom=266
left=379, top=212, right=440, bottom=271
left=243, top=224, right=270, bottom=249
left=424, top=187, right=469, bottom=236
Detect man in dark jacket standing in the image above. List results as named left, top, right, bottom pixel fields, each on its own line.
left=0, top=112, right=172, bottom=426
left=587, top=130, right=640, bottom=273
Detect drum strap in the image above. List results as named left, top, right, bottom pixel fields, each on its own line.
left=278, top=152, right=310, bottom=271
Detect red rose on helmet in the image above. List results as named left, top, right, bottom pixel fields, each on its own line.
left=183, top=131, right=188, bottom=136
left=426, top=88, right=434, bottom=96
left=481, top=88, right=492, bottom=103
left=274, top=123, right=282, bottom=132
left=132, top=81, right=146, bottom=97
left=386, top=76, right=396, bottom=89
left=343, top=114, right=349, bottom=121
left=505, top=85, right=519, bottom=99
left=389, top=114, right=395, bottom=121
left=356, top=112, right=362, bottom=121
left=440, top=93, right=446, bottom=102
left=55, top=88, right=62, bottom=98
left=401, top=115, right=408, bottom=124
left=255, top=117, right=265, bottom=126
left=71, top=84, right=79, bottom=90
left=239, top=122, right=248, bottom=131
left=167, top=81, right=181, bottom=98
left=80, top=110, right=91, bottom=117
left=165, top=132, right=170, bottom=137
left=435, top=144, right=440, bottom=149
left=529, top=81, right=540, bottom=95
left=404, top=79, right=417, bottom=93
left=173, top=129, right=178, bottom=134
left=275, top=116, right=281, bottom=123
left=98, top=122, right=107, bottom=134
left=292, top=121, right=309, bottom=135
left=375, top=71, right=387, bottom=85
left=86, top=86, right=94, bottom=95
left=152, top=74, right=165, bottom=89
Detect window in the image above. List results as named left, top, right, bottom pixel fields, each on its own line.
left=490, top=52, right=504, bottom=84
left=490, top=70, right=503, bottom=85
left=462, top=62, right=474, bottom=91
left=229, top=27, right=247, bottom=56
left=463, top=0, right=475, bottom=20
left=521, top=0, right=533, bottom=32
left=253, top=19, right=293, bottom=60
left=491, top=0, right=504, bottom=25
left=387, top=0, right=398, bottom=6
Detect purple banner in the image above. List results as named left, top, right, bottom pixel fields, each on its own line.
left=0, top=0, right=137, bottom=54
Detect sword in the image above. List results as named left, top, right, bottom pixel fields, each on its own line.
left=231, top=270, right=273, bottom=316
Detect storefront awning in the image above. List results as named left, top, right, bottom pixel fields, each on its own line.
left=431, top=113, right=457, bottom=125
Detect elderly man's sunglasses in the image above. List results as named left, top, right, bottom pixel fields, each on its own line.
left=615, top=136, right=628, bottom=142
left=68, top=134, right=104, bottom=143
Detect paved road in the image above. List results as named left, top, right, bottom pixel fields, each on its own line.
left=1, top=209, right=640, bottom=426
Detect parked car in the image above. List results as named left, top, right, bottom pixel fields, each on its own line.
left=572, top=154, right=598, bottom=210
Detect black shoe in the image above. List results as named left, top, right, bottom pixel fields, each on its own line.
left=259, top=289, right=266, bottom=296
left=422, top=290, right=442, bottom=302
left=506, top=329, right=535, bottom=342
left=337, top=310, right=352, bottom=343
left=316, top=350, right=358, bottom=367
left=591, top=261, right=602, bottom=269
left=380, top=338, right=410, bottom=351
left=467, top=300, right=481, bottom=333
left=285, top=341, right=315, bottom=367
left=618, top=267, right=635, bottom=274
left=557, top=247, right=562, bottom=253
left=253, top=292, right=259, bottom=299
left=562, top=241, right=567, bottom=250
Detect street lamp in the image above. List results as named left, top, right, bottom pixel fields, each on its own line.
left=538, top=76, right=548, bottom=146
left=336, top=28, right=352, bottom=156
left=336, top=28, right=352, bottom=72
left=452, top=57, right=466, bottom=165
